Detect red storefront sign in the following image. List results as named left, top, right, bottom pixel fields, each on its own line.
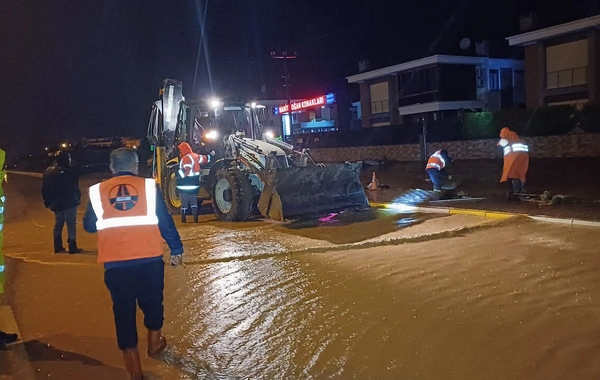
left=278, top=95, right=326, bottom=114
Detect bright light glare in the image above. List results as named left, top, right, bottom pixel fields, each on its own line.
left=61, top=143, right=67, bottom=148
left=205, top=130, right=219, bottom=140
left=210, top=98, right=221, bottom=108
left=265, top=131, right=275, bottom=139
left=250, top=102, right=257, bottom=109
left=385, top=203, right=418, bottom=213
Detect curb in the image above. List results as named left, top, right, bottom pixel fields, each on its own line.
left=371, top=201, right=600, bottom=227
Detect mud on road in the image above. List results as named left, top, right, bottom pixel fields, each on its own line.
left=3, top=174, right=600, bottom=380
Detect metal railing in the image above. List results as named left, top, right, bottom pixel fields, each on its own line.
left=546, top=66, right=588, bottom=89
left=370, top=100, right=389, bottom=114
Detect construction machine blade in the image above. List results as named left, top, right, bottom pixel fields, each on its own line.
left=257, top=162, right=369, bottom=221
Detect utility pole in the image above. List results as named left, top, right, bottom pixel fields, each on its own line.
left=271, top=51, right=297, bottom=137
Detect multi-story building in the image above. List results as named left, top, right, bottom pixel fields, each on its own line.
left=507, top=14, right=600, bottom=108
left=347, top=55, right=524, bottom=128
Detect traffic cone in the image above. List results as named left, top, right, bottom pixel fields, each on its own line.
left=368, top=171, right=379, bottom=191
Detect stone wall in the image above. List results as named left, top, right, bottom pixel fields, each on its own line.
left=310, top=133, right=600, bottom=162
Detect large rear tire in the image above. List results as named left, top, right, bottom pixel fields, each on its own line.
left=212, top=166, right=254, bottom=222
left=164, top=169, right=181, bottom=214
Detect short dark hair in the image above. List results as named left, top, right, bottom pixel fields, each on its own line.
left=110, top=148, right=138, bottom=173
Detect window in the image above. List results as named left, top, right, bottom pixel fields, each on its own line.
left=370, top=82, right=390, bottom=114
left=546, top=39, right=588, bottom=89
left=400, top=66, right=438, bottom=96
left=489, top=69, right=499, bottom=91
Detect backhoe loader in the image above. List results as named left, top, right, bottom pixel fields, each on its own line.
left=147, top=79, right=369, bottom=222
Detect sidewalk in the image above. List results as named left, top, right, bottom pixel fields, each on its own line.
left=362, top=158, right=600, bottom=222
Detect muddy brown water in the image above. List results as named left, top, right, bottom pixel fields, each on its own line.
left=159, top=218, right=600, bottom=380
left=5, top=174, right=600, bottom=379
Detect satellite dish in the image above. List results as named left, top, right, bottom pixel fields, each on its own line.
left=460, top=38, right=471, bottom=50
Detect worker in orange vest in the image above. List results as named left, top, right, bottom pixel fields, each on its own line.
left=498, top=127, right=529, bottom=195
left=425, top=149, right=453, bottom=191
left=176, top=142, right=208, bottom=223
left=83, top=148, right=183, bottom=380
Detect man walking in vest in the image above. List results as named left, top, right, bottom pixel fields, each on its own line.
left=83, top=148, right=184, bottom=380
left=177, top=142, right=208, bottom=223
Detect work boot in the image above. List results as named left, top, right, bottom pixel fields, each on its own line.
left=68, top=241, right=83, bottom=254
left=0, top=330, right=18, bottom=350
left=181, top=210, right=187, bottom=223
left=54, top=238, right=65, bottom=254
left=147, top=330, right=167, bottom=357
left=122, top=348, right=145, bottom=380
left=191, top=207, right=199, bottom=223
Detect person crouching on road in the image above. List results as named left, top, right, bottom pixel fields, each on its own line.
left=498, top=127, right=529, bottom=195
left=42, top=150, right=83, bottom=254
left=177, top=142, right=208, bottom=223
left=425, top=149, right=453, bottom=191
left=83, top=148, right=184, bottom=380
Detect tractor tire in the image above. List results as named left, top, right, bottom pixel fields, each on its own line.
left=212, top=166, right=254, bottom=222
left=164, top=169, right=182, bottom=214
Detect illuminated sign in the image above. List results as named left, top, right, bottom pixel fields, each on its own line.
left=278, top=93, right=335, bottom=114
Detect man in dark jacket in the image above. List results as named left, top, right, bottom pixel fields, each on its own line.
left=42, top=150, right=83, bottom=253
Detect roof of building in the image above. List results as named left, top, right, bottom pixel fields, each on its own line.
left=507, top=14, right=600, bottom=47
left=346, top=55, right=523, bottom=83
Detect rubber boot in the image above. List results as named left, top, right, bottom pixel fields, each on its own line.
left=180, top=210, right=187, bottom=223
left=191, top=206, right=198, bottom=223
left=122, top=348, right=145, bottom=380
left=147, top=330, right=167, bottom=357
left=68, top=241, right=83, bottom=254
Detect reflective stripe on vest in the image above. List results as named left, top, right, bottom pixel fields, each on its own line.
left=179, top=154, right=201, bottom=177
left=426, top=150, right=446, bottom=171
left=89, top=178, right=158, bottom=231
left=504, top=143, right=529, bottom=156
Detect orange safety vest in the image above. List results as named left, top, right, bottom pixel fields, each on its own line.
left=178, top=153, right=202, bottom=178
left=426, top=150, right=446, bottom=171
left=89, top=176, right=164, bottom=263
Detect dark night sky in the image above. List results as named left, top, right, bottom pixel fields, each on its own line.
left=1, top=0, right=598, bottom=155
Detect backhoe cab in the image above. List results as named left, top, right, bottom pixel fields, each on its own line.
left=147, top=79, right=369, bottom=222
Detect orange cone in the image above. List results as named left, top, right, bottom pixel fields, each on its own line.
left=368, top=171, right=379, bottom=191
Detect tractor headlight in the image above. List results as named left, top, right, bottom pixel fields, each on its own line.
left=205, top=130, right=219, bottom=140
left=265, top=131, right=275, bottom=139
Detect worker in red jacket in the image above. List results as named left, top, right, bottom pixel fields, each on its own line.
left=176, top=142, right=208, bottom=223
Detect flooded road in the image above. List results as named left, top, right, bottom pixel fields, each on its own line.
left=4, top=174, right=600, bottom=380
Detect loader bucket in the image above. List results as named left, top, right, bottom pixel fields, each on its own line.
left=257, top=162, right=369, bottom=221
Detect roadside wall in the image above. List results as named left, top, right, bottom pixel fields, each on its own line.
left=310, top=133, right=600, bottom=162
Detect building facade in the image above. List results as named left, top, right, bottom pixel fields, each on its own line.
left=347, top=55, right=524, bottom=128
left=507, top=15, right=600, bottom=108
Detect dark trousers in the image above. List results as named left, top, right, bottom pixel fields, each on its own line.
left=53, top=207, right=77, bottom=249
left=104, top=260, right=165, bottom=349
left=426, top=168, right=443, bottom=191
left=179, top=192, right=197, bottom=210
left=509, top=179, right=525, bottom=193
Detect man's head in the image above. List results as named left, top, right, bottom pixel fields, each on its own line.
left=109, top=148, right=139, bottom=175
left=55, top=150, right=71, bottom=168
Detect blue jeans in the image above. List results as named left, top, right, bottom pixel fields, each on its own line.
left=104, top=259, right=165, bottom=349
left=426, top=169, right=443, bottom=191
left=53, top=207, right=77, bottom=250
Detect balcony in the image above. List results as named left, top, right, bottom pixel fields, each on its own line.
left=371, top=100, right=389, bottom=114
left=546, top=66, right=587, bottom=89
